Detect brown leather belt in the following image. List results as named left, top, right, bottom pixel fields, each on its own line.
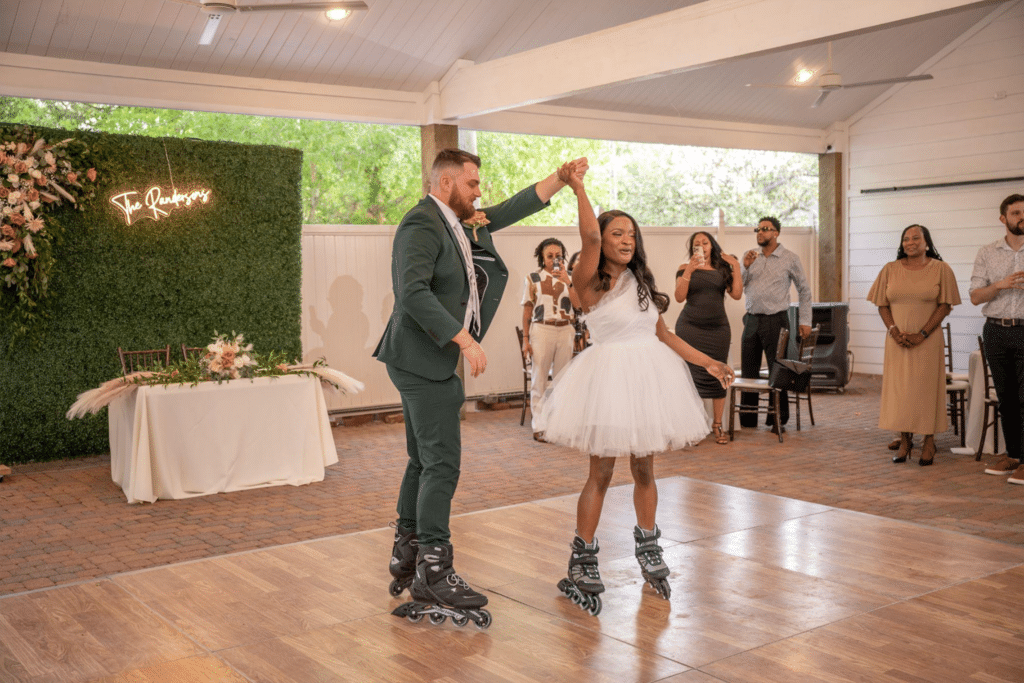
left=986, top=317, right=1024, bottom=327
left=536, top=320, right=570, bottom=327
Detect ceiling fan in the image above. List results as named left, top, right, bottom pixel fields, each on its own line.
left=168, top=1, right=369, bottom=45
left=746, top=42, right=933, bottom=108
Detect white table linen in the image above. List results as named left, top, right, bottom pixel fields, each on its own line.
left=952, top=349, right=1005, bottom=457
left=109, top=374, right=337, bottom=503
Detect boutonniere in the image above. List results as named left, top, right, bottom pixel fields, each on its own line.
left=464, top=211, right=490, bottom=241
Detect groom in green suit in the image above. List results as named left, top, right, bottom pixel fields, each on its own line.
left=375, top=148, right=585, bottom=610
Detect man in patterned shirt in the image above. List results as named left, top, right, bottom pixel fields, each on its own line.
left=739, top=216, right=812, bottom=432
left=970, top=194, right=1024, bottom=485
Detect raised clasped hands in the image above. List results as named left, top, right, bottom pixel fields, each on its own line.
left=708, top=361, right=735, bottom=389
left=558, top=157, right=588, bottom=191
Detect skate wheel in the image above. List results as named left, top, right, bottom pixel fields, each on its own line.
left=428, top=612, right=446, bottom=625
left=451, top=614, right=469, bottom=627
left=658, top=580, right=672, bottom=600
left=474, top=610, right=492, bottom=629
left=388, top=580, right=404, bottom=598
left=587, top=594, right=602, bottom=616
left=407, top=612, right=423, bottom=623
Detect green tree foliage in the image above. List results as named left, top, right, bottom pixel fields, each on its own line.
left=2, top=97, right=817, bottom=229
left=609, top=144, right=818, bottom=228
left=476, top=133, right=816, bottom=228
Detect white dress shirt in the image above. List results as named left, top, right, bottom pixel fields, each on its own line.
left=429, top=194, right=480, bottom=335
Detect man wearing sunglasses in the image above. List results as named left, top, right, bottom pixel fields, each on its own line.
left=739, top=216, right=813, bottom=433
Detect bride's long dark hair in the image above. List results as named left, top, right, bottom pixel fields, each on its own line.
left=595, top=210, right=670, bottom=314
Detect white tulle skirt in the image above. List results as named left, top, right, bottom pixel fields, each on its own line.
left=536, top=338, right=710, bottom=458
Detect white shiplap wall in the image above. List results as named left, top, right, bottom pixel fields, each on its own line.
left=847, top=1, right=1024, bottom=376
left=302, top=223, right=817, bottom=414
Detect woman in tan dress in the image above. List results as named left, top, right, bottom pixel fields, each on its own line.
left=867, top=224, right=961, bottom=466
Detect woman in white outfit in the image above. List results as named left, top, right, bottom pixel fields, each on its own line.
left=521, top=237, right=580, bottom=441
left=539, top=160, right=733, bottom=610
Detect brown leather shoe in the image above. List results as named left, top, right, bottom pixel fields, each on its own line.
left=533, top=432, right=547, bottom=443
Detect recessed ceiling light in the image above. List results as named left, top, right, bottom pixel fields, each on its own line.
left=794, top=68, right=815, bottom=84
left=325, top=8, right=351, bottom=21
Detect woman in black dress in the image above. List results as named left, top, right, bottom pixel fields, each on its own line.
left=674, top=231, right=743, bottom=444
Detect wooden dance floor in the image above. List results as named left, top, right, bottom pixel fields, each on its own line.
left=2, top=477, right=1022, bottom=683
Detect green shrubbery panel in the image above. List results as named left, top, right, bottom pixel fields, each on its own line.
left=0, top=124, right=303, bottom=463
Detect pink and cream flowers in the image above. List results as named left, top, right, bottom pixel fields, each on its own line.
left=1, top=125, right=97, bottom=335
left=201, top=332, right=256, bottom=380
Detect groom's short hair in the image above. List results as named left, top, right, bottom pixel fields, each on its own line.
left=431, top=148, right=482, bottom=186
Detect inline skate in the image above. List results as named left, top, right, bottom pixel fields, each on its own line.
left=391, top=543, right=492, bottom=629
left=634, top=525, right=670, bottom=599
left=557, top=535, right=604, bottom=616
left=387, top=521, right=418, bottom=597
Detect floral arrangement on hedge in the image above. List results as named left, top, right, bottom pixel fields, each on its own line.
left=1, top=125, right=98, bottom=339
left=66, top=332, right=363, bottom=419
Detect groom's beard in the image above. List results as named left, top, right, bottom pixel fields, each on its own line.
left=449, top=185, right=476, bottom=222
left=1009, top=220, right=1024, bottom=236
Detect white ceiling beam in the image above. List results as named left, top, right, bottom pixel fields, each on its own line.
left=0, top=52, right=424, bottom=126
left=438, top=0, right=1001, bottom=120
left=461, top=103, right=826, bottom=154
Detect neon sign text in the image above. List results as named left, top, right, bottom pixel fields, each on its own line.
left=110, top=186, right=213, bottom=225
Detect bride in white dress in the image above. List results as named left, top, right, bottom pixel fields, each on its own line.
left=540, top=159, right=734, bottom=607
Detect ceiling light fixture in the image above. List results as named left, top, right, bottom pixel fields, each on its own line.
left=198, top=14, right=223, bottom=45
left=794, top=68, right=815, bottom=84
left=325, top=8, right=351, bottom=20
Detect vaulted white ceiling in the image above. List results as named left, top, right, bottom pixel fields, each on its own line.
left=0, top=0, right=1009, bottom=151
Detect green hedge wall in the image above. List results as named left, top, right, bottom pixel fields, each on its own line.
left=0, top=124, right=303, bottom=463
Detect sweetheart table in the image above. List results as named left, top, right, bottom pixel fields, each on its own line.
left=108, top=374, right=337, bottom=503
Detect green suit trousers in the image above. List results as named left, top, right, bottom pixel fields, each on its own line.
left=387, top=364, right=464, bottom=545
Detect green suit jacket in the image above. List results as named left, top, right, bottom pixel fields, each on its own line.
left=373, top=185, right=549, bottom=381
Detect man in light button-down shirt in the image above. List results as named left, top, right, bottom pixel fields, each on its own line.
left=969, top=193, right=1024, bottom=484
left=738, top=216, right=813, bottom=431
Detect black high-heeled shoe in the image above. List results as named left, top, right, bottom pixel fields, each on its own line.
left=919, top=438, right=935, bottom=466
left=892, top=433, right=913, bottom=463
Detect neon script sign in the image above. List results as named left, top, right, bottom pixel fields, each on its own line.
left=110, top=186, right=212, bottom=225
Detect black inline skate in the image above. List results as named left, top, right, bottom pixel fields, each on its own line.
left=634, top=524, right=670, bottom=599
left=387, top=521, right=418, bottom=597
left=557, top=535, right=604, bottom=616
left=391, top=543, right=492, bottom=629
